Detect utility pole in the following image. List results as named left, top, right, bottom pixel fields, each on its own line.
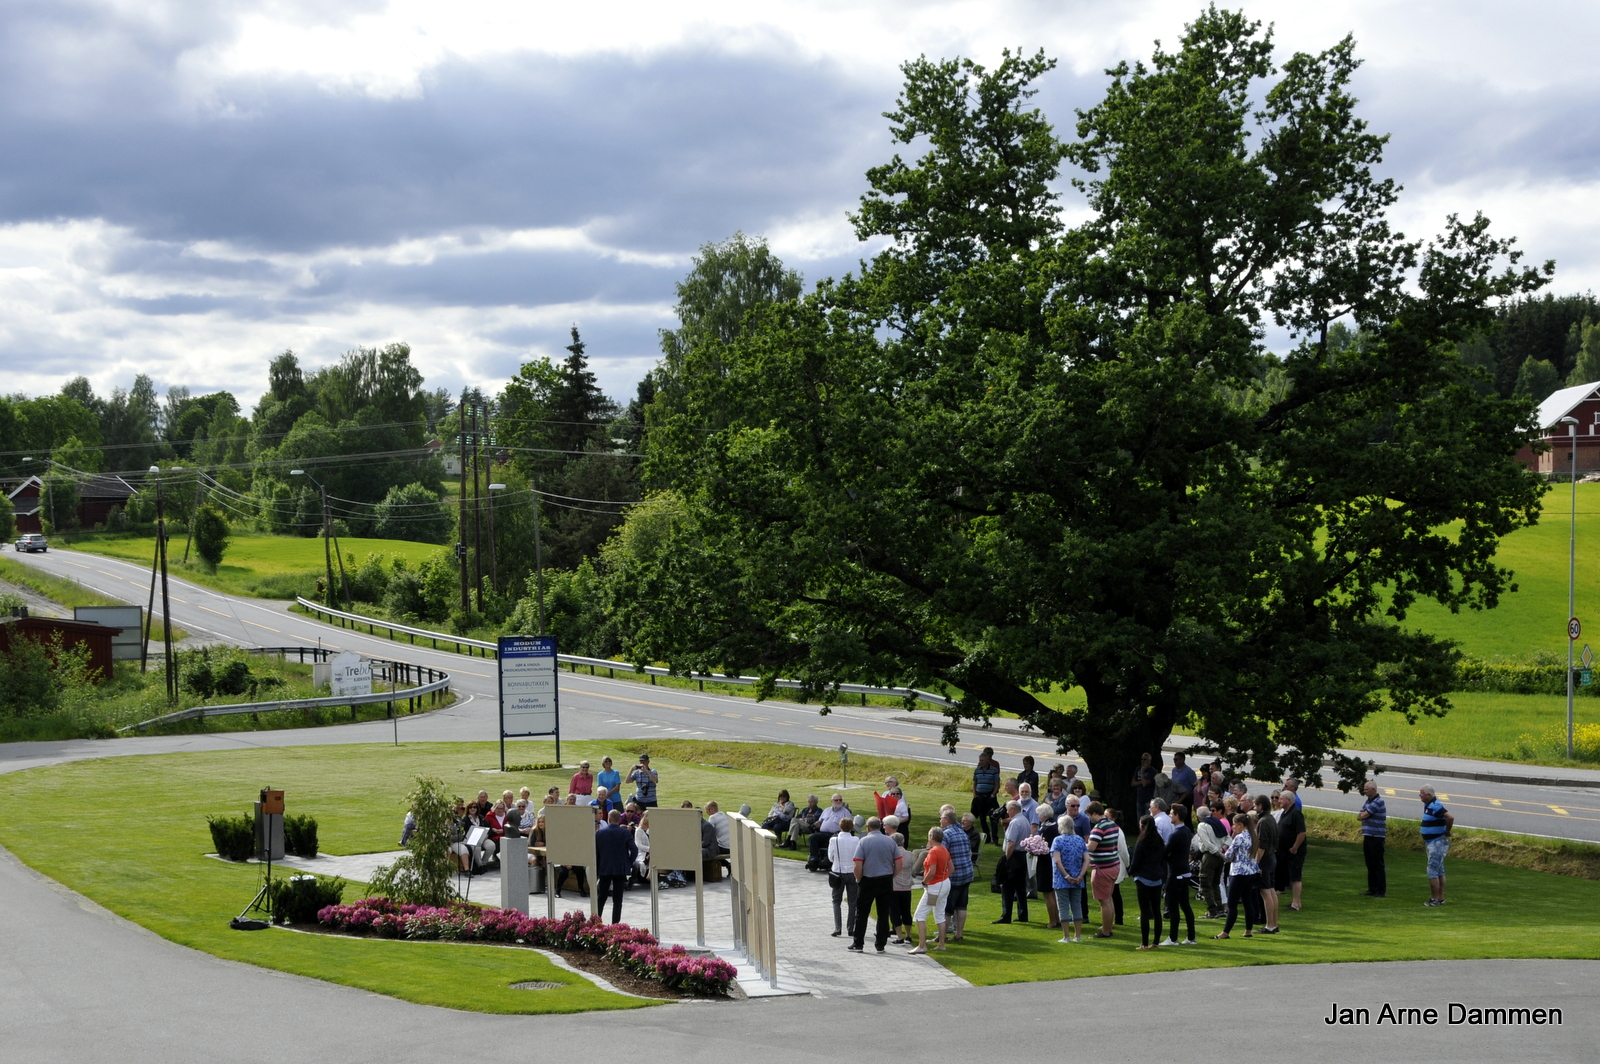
left=487, top=483, right=505, bottom=594
left=150, top=467, right=176, bottom=703
left=1564, top=416, right=1579, bottom=759
left=532, top=488, right=546, bottom=635
left=472, top=400, right=485, bottom=612
left=289, top=469, right=335, bottom=608
left=458, top=389, right=469, bottom=613
left=182, top=471, right=203, bottom=564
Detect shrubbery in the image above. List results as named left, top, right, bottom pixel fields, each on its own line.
left=207, top=812, right=255, bottom=861
left=368, top=776, right=457, bottom=906
left=283, top=813, right=319, bottom=858
left=317, top=901, right=738, bottom=995
left=269, top=874, right=344, bottom=924
left=1455, top=654, right=1600, bottom=696
left=180, top=647, right=285, bottom=700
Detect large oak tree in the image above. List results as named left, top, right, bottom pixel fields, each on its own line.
left=622, top=10, right=1551, bottom=815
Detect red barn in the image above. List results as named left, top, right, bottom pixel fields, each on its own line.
left=0, top=616, right=123, bottom=682
left=5, top=474, right=138, bottom=534
left=1516, top=382, right=1600, bottom=475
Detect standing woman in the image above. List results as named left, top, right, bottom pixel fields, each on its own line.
left=1215, top=812, right=1261, bottom=939
left=827, top=818, right=860, bottom=938
left=1128, top=814, right=1167, bottom=951
left=1163, top=805, right=1196, bottom=946
left=1252, top=795, right=1281, bottom=933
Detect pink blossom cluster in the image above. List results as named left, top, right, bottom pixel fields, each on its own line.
left=316, top=898, right=736, bottom=995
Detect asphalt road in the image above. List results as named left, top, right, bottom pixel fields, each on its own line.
left=1, top=843, right=1593, bottom=1064
left=7, top=546, right=1600, bottom=846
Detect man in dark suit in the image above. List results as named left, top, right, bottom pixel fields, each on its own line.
left=594, top=810, right=638, bottom=923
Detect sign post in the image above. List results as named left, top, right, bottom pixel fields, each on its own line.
left=498, top=635, right=559, bottom=771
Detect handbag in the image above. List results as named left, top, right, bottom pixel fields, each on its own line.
left=990, top=865, right=1004, bottom=893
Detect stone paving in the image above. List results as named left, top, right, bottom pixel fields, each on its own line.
left=278, top=848, right=971, bottom=999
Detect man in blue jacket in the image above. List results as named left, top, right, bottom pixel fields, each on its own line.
left=595, top=810, right=638, bottom=923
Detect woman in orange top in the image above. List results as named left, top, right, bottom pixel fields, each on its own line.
left=909, top=826, right=953, bottom=954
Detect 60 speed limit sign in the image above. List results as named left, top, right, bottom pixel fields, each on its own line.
left=1571, top=617, right=1583, bottom=641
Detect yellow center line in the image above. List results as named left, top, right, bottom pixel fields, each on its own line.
left=197, top=605, right=230, bottom=617
left=578, top=690, right=695, bottom=711
left=1549, top=806, right=1570, bottom=815
left=250, top=622, right=281, bottom=633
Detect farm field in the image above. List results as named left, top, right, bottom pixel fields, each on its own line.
left=64, top=531, right=443, bottom=600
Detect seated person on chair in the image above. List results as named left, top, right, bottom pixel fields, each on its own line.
left=763, top=790, right=796, bottom=840
left=788, top=794, right=822, bottom=850
left=808, top=794, right=853, bottom=868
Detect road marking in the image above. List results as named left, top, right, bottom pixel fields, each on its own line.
left=1490, top=798, right=1503, bottom=806
left=1549, top=805, right=1570, bottom=815
left=579, top=690, right=694, bottom=711
left=722, top=713, right=742, bottom=718
left=95, top=569, right=119, bottom=577
left=250, top=622, right=281, bottom=633
left=1383, top=788, right=1397, bottom=796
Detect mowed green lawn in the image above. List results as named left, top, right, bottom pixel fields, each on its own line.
left=1, top=739, right=1596, bottom=1009
left=67, top=532, right=443, bottom=599
left=1400, top=481, right=1600, bottom=660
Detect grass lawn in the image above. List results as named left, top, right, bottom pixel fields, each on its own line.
left=66, top=532, right=443, bottom=600
left=1399, top=481, right=1600, bottom=660
left=1343, top=691, right=1600, bottom=765
left=2, top=739, right=1597, bottom=1011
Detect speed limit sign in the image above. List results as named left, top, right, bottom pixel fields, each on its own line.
left=1571, top=617, right=1583, bottom=641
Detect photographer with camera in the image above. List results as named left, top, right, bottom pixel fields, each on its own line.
left=629, top=754, right=659, bottom=808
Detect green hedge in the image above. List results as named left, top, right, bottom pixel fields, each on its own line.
left=267, top=874, right=345, bottom=924
left=283, top=813, right=319, bottom=858
left=1455, top=658, right=1600, bottom=696
left=206, top=812, right=255, bottom=861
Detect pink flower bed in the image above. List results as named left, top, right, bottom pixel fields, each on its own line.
left=316, top=898, right=738, bottom=996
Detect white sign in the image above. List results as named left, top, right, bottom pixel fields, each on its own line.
left=330, top=651, right=372, bottom=697
left=499, top=636, right=558, bottom=737
left=73, top=606, right=144, bottom=661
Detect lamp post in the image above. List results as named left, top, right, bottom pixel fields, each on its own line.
left=290, top=469, right=336, bottom=608
left=1562, top=415, right=1579, bottom=760
left=532, top=487, right=545, bottom=635
left=487, top=483, right=505, bottom=594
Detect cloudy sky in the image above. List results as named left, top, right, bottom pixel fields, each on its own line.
left=3, top=0, right=1597, bottom=410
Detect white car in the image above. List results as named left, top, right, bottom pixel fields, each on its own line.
left=14, top=533, right=47, bottom=552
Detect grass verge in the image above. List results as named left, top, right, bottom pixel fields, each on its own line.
left=0, top=556, right=186, bottom=640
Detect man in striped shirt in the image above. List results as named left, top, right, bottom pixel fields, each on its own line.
left=1419, top=786, right=1454, bottom=907
left=1084, top=801, right=1122, bottom=939
left=1356, top=781, right=1387, bottom=898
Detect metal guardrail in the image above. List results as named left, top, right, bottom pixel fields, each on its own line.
left=120, top=645, right=452, bottom=733
left=295, top=597, right=958, bottom=709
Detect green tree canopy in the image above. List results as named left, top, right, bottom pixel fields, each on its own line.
left=192, top=505, right=231, bottom=572
left=1514, top=356, right=1561, bottom=402
left=622, top=12, right=1551, bottom=814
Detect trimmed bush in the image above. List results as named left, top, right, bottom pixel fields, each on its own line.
left=283, top=813, right=319, bottom=858
left=207, top=812, right=255, bottom=861
left=268, top=874, right=345, bottom=924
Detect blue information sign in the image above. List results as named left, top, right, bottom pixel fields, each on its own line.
left=498, top=635, right=559, bottom=767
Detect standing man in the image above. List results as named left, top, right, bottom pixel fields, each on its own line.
left=1282, top=776, right=1303, bottom=808
left=628, top=755, right=658, bottom=808
left=594, top=810, right=636, bottom=923
left=1420, top=785, right=1454, bottom=906
left=1276, top=790, right=1307, bottom=911
left=1084, top=801, right=1123, bottom=938
left=972, top=748, right=1001, bottom=844
left=1357, top=781, right=1387, bottom=898
left=1169, top=752, right=1197, bottom=801
left=993, top=800, right=1031, bottom=924
left=938, top=806, right=974, bottom=942
left=1149, top=798, right=1174, bottom=842
left=849, top=817, right=901, bottom=953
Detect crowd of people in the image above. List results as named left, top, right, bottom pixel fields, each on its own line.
left=410, top=742, right=1460, bottom=951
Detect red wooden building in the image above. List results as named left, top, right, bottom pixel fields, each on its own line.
left=0, top=616, right=124, bottom=682
left=1516, top=382, right=1600, bottom=475
left=5, top=474, right=138, bottom=534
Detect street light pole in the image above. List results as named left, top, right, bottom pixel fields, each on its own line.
left=532, top=487, right=545, bottom=635
left=1562, top=416, right=1579, bottom=760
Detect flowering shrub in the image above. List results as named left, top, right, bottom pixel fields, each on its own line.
left=315, top=899, right=738, bottom=995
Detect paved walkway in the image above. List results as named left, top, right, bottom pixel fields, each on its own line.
left=279, top=849, right=970, bottom=999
